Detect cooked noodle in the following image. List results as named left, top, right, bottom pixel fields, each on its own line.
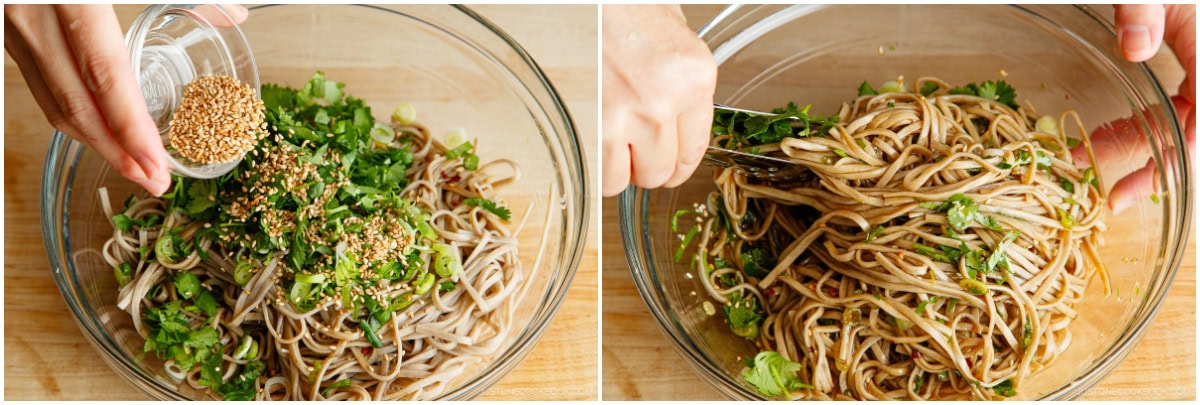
left=101, top=118, right=527, bottom=400
left=692, top=77, right=1107, bottom=400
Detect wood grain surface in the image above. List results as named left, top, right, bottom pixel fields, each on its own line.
left=3, top=4, right=598, bottom=400
left=602, top=4, right=1195, bottom=401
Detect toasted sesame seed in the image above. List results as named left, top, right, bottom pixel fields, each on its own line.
left=167, top=75, right=266, bottom=164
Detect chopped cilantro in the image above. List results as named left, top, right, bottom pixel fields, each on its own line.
left=858, top=81, right=879, bottom=96
left=724, top=293, right=763, bottom=339
left=950, top=80, right=1019, bottom=109
left=712, top=102, right=839, bottom=148
left=739, top=247, right=776, bottom=278
left=464, top=197, right=511, bottom=221
left=743, top=351, right=812, bottom=399
left=919, top=82, right=940, bottom=96
left=915, top=296, right=938, bottom=315
left=993, top=379, right=1017, bottom=397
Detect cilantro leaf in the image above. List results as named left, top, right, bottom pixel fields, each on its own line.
left=919, top=82, right=940, bottom=96
left=713, top=102, right=839, bottom=148
left=464, top=197, right=511, bottom=221
left=743, top=351, right=813, bottom=399
left=984, top=231, right=1020, bottom=275
left=858, top=81, right=879, bottom=96
left=949, top=80, right=1019, bottom=109
left=724, top=293, right=763, bottom=339
left=218, top=360, right=265, bottom=400
left=185, top=326, right=220, bottom=349
left=112, top=213, right=136, bottom=232
left=739, top=247, right=776, bottom=278
left=993, top=378, right=1017, bottom=397
left=193, top=290, right=218, bottom=318
left=198, top=347, right=223, bottom=390
left=915, top=296, right=938, bottom=315
left=185, top=179, right=217, bottom=215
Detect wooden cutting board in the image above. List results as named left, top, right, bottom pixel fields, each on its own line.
left=602, top=4, right=1195, bottom=401
left=2, top=4, right=599, bottom=400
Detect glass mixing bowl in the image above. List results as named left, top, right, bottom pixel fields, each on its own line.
left=43, top=4, right=588, bottom=400
left=620, top=4, right=1190, bottom=400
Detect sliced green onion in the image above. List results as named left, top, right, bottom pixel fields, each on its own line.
left=415, top=220, right=436, bottom=240
left=233, top=336, right=256, bottom=360
left=369, top=122, right=395, bottom=146
left=391, top=102, right=417, bottom=125
left=431, top=243, right=461, bottom=277
left=463, top=153, right=479, bottom=170
left=114, top=263, right=133, bottom=287
left=444, top=128, right=467, bottom=149
left=233, top=259, right=255, bottom=287
left=879, top=80, right=906, bottom=93
left=414, top=273, right=436, bottom=295
left=392, top=293, right=416, bottom=311
left=289, top=281, right=313, bottom=305
left=960, top=278, right=988, bottom=295
left=295, top=273, right=326, bottom=284
left=1056, top=207, right=1075, bottom=229
left=155, top=234, right=179, bottom=264
left=842, top=308, right=862, bottom=326
left=702, top=301, right=716, bottom=316
left=1035, top=115, right=1059, bottom=136
left=360, top=319, right=383, bottom=348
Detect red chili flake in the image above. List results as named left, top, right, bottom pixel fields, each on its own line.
left=449, top=175, right=461, bottom=182
left=809, top=347, right=816, bottom=353
left=764, top=287, right=778, bottom=297
left=823, top=287, right=839, bottom=297
left=912, top=350, right=923, bottom=359
left=965, top=357, right=974, bottom=368
left=440, top=172, right=449, bottom=179
left=450, top=199, right=459, bottom=207
left=362, top=347, right=372, bottom=355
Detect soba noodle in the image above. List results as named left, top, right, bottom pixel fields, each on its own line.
left=99, top=74, right=528, bottom=400
left=685, top=77, right=1107, bottom=400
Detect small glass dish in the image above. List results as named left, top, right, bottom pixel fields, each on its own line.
left=125, top=4, right=259, bottom=179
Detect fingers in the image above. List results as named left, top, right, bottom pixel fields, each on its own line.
left=1115, top=5, right=1166, bottom=62
left=601, top=136, right=632, bottom=197
left=664, top=101, right=714, bottom=188
left=9, top=5, right=155, bottom=191
left=1108, top=158, right=1157, bottom=214
left=628, top=109, right=679, bottom=189
left=55, top=5, right=170, bottom=195
left=195, top=4, right=250, bottom=27
left=1163, top=4, right=1196, bottom=104
left=1094, top=96, right=1194, bottom=214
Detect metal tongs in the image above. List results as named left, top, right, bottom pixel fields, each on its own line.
left=704, top=104, right=810, bottom=181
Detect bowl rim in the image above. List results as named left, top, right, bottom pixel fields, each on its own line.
left=621, top=4, right=1191, bottom=400
left=41, top=3, right=590, bottom=400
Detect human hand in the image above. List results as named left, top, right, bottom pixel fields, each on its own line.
left=602, top=5, right=717, bottom=196
left=1082, top=4, right=1194, bottom=213
left=4, top=4, right=249, bottom=196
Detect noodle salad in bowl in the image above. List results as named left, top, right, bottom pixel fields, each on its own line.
left=674, top=77, right=1107, bottom=400
left=98, top=72, right=526, bottom=400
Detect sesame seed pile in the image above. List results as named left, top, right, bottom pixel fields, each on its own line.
left=168, top=75, right=266, bottom=164
left=220, top=132, right=417, bottom=304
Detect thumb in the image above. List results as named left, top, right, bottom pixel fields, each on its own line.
left=1114, top=5, right=1166, bottom=62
